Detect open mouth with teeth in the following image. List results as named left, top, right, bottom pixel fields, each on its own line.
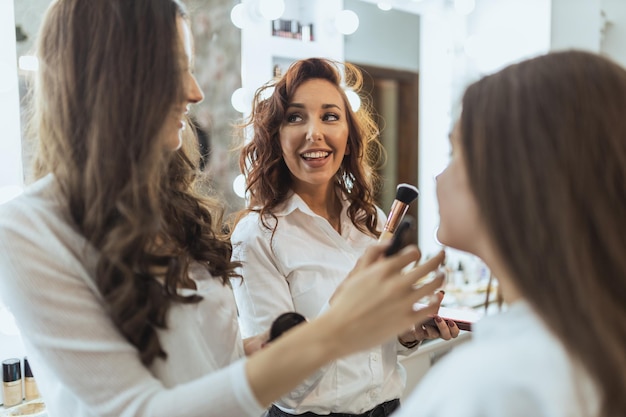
left=301, top=151, right=331, bottom=160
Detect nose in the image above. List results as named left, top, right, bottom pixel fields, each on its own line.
left=306, top=121, right=323, bottom=142
left=187, top=73, right=204, bottom=105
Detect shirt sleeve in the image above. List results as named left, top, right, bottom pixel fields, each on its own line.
left=231, top=215, right=296, bottom=338
left=0, top=206, right=265, bottom=417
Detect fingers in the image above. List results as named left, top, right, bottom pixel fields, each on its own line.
left=411, top=251, right=446, bottom=285
left=433, top=316, right=453, bottom=340
left=447, top=320, right=460, bottom=338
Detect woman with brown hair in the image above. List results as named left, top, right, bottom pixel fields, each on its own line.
left=0, top=1, right=448, bottom=416
left=396, top=50, right=626, bottom=417
left=232, top=58, right=459, bottom=417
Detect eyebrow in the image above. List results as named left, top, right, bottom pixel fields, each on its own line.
left=286, top=103, right=342, bottom=110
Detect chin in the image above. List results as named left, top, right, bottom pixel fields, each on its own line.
left=164, top=132, right=183, bottom=152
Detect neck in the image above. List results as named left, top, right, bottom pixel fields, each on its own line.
left=295, top=185, right=342, bottom=233
left=471, top=241, right=523, bottom=305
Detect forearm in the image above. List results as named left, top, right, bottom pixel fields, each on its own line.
left=245, top=312, right=342, bottom=407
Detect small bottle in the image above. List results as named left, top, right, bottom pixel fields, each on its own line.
left=2, top=358, right=23, bottom=407
left=23, top=357, right=40, bottom=401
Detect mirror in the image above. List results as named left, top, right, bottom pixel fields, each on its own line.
left=5, top=0, right=621, bottom=261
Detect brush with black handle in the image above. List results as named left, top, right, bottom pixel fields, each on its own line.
left=379, top=183, right=419, bottom=242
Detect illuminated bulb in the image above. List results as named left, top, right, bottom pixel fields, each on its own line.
left=335, top=10, right=359, bottom=35
left=345, top=90, right=361, bottom=112
left=233, top=174, right=247, bottom=198
left=18, top=55, right=39, bottom=72
left=259, top=86, right=275, bottom=101
left=454, top=0, right=475, bottom=15
left=258, top=0, right=285, bottom=21
left=231, top=88, right=250, bottom=113
left=377, top=2, right=392, bottom=11
left=230, top=3, right=247, bottom=29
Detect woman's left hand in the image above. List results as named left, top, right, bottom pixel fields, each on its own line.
left=398, top=291, right=460, bottom=345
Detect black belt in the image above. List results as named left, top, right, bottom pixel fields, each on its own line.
left=268, top=399, right=400, bottom=417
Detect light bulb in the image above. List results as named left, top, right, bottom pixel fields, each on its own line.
left=18, top=55, right=39, bottom=72
left=230, top=3, right=247, bottom=29
left=345, top=90, right=361, bottom=112
left=335, top=10, right=359, bottom=35
left=231, top=88, right=250, bottom=113
left=233, top=174, right=247, bottom=198
left=258, top=0, right=285, bottom=21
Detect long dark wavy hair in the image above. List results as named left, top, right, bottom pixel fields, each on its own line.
left=32, top=0, right=239, bottom=366
left=237, top=58, right=384, bottom=237
left=461, top=50, right=626, bottom=416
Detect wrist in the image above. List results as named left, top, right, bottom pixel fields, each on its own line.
left=398, top=329, right=421, bottom=349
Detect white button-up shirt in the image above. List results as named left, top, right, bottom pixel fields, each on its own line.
left=0, top=175, right=265, bottom=417
left=231, top=192, right=414, bottom=414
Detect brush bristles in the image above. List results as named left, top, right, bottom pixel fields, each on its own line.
left=395, top=183, right=419, bottom=204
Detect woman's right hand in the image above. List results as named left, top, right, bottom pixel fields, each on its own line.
left=324, top=245, right=446, bottom=357
left=245, top=245, right=445, bottom=407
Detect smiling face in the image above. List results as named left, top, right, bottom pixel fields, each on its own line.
left=278, top=78, right=350, bottom=196
left=162, top=17, right=204, bottom=151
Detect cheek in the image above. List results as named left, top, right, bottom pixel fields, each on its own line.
left=435, top=166, right=479, bottom=250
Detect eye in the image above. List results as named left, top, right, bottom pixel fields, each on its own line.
left=286, top=113, right=303, bottom=123
left=323, top=113, right=340, bottom=122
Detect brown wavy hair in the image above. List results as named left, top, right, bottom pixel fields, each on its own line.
left=237, top=58, right=384, bottom=237
left=32, top=0, right=239, bottom=365
left=461, top=50, right=626, bottom=416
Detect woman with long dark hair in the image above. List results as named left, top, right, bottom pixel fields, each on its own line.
left=396, top=50, right=626, bottom=417
left=0, top=2, right=446, bottom=416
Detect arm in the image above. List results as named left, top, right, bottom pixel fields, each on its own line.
left=246, top=245, right=447, bottom=406
left=230, top=216, right=296, bottom=338
left=0, top=213, right=265, bottom=417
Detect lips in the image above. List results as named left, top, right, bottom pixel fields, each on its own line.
left=301, top=151, right=330, bottom=160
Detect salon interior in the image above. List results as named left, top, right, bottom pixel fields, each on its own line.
left=0, top=0, right=624, bottom=413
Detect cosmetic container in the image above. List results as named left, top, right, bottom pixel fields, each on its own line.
left=2, top=358, right=23, bottom=407
left=24, top=357, right=40, bottom=401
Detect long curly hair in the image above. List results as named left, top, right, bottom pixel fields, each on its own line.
left=32, top=0, right=239, bottom=366
left=237, top=58, right=384, bottom=237
left=461, top=50, right=626, bottom=417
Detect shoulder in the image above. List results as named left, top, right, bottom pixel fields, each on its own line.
left=0, top=177, right=68, bottom=247
left=231, top=211, right=272, bottom=243
left=401, top=308, right=590, bottom=417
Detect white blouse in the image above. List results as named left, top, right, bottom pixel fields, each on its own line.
left=0, top=175, right=265, bottom=417
left=231, top=192, right=414, bottom=415
left=395, top=301, right=600, bottom=417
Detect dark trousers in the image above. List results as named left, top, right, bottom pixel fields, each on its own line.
left=268, top=399, right=400, bottom=417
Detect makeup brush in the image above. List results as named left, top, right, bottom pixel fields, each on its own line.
left=379, top=183, right=419, bottom=242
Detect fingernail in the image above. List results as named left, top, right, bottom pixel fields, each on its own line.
left=435, top=316, right=442, bottom=323
left=438, top=290, right=445, bottom=295
left=448, top=320, right=455, bottom=327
